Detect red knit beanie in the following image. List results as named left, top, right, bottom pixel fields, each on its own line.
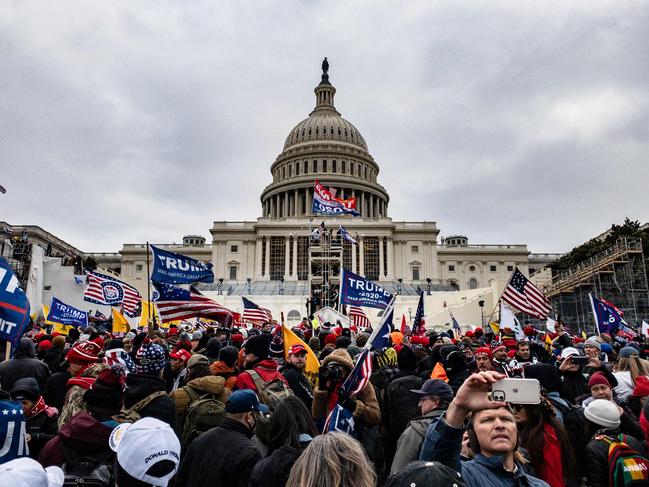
left=475, top=347, right=493, bottom=359
left=38, top=340, right=53, bottom=351
left=325, top=334, right=338, bottom=346
left=588, top=371, right=611, bottom=389
left=633, top=376, right=649, bottom=397
left=66, top=341, right=101, bottom=365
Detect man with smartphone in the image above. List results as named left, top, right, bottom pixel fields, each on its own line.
left=419, top=371, right=549, bottom=487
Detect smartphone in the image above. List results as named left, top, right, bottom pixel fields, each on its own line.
left=491, top=378, right=541, bottom=404
left=569, top=356, right=589, bottom=366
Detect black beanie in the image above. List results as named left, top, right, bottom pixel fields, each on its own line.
left=219, top=346, right=239, bottom=367
left=83, top=367, right=124, bottom=416
left=244, top=334, right=271, bottom=360
left=397, top=345, right=418, bottom=371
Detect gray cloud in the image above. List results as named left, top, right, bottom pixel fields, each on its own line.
left=1, top=1, right=648, bottom=253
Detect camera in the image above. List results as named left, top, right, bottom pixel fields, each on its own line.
left=319, top=363, right=344, bottom=383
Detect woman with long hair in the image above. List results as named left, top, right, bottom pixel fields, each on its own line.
left=250, top=396, right=319, bottom=487
left=513, top=399, right=577, bottom=487
left=286, top=432, right=376, bottom=487
left=614, top=347, right=649, bottom=403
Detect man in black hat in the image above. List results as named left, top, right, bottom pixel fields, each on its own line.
left=391, top=379, right=454, bottom=474
left=386, top=461, right=466, bottom=487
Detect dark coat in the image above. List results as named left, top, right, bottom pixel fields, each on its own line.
left=249, top=445, right=301, bottom=487
left=43, top=370, right=71, bottom=412
left=175, top=416, right=262, bottom=487
left=38, top=411, right=114, bottom=467
left=279, top=363, right=313, bottom=409
left=584, top=428, right=648, bottom=487
left=0, top=338, right=50, bottom=390
left=42, top=347, right=66, bottom=374
left=124, top=373, right=177, bottom=431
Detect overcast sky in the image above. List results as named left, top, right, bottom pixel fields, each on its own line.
left=2, top=1, right=648, bottom=254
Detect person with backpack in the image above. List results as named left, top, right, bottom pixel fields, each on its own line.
left=583, top=398, right=649, bottom=487
left=169, top=348, right=191, bottom=392
left=210, top=345, right=239, bottom=389
left=392, top=379, right=453, bottom=474
left=175, top=389, right=267, bottom=487
left=9, top=377, right=59, bottom=460
left=279, top=343, right=314, bottom=409
left=170, top=354, right=230, bottom=448
left=121, top=342, right=177, bottom=430
left=235, top=334, right=290, bottom=394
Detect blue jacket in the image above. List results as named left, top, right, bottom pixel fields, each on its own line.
left=420, top=415, right=549, bottom=487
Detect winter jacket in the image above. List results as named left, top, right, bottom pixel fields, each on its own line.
left=234, top=359, right=288, bottom=392
left=391, top=408, right=444, bottom=474
left=312, top=348, right=381, bottom=426
left=175, top=416, right=262, bottom=487
left=170, top=375, right=230, bottom=426
left=58, top=363, right=106, bottom=427
left=249, top=444, right=302, bottom=487
left=210, top=361, right=238, bottom=390
left=38, top=411, right=114, bottom=467
left=584, top=428, right=648, bottom=487
left=279, top=363, right=313, bottom=409
left=537, top=422, right=565, bottom=487
left=613, top=370, right=635, bottom=403
left=124, top=373, right=177, bottom=430
left=42, top=347, right=65, bottom=374
left=421, top=415, right=550, bottom=487
left=0, top=338, right=50, bottom=390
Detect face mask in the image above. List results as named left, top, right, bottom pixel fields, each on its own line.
left=246, top=413, right=257, bottom=432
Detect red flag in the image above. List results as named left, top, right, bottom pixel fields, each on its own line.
left=400, top=314, right=406, bottom=334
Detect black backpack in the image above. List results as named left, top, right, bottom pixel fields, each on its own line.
left=61, top=443, right=114, bottom=487
left=384, top=375, right=424, bottom=441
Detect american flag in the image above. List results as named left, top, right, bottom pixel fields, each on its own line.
left=412, top=291, right=425, bottom=335
left=501, top=268, right=552, bottom=319
left=341, top=348, right=373, bottom=396
left=242, top=296, right=272, bottom=324
left=156, top=289, right=232, bottom=324
left=84, top=271, right=141, bottom=317
left=348, top=305, right=370, bottom=328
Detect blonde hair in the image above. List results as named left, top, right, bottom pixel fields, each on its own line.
left=616, top=356, right=649, bottom=383
left=286, top=432, right=376, bottom=487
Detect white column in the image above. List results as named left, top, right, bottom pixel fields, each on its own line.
left=255, top=238, right=263, bottom=279
left=351, top=240, right=357, bottom=273
left=379, top=237, right=385, bottom=280
left=264, top=238, right=270, bottom=279
left=359, top=237, right=365, bottom=277
left=294, top=189, right=299, bottom=217
left=386, top=237, right=394, bottom=280
left=284, top=236, right=290, bottom=280
left=306, top=189, right=312, bottom=216
left=292, top=237, right=298, bottom=279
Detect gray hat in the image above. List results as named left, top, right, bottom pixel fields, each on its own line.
left=583, top=338, right=601, bottom=351
left=191, top=331, right=203, bottom=341
left=584, top=399, right=621, bottom=428
left=410, top=379, right=454, bottom=402
left=620, top=346, right=639, bottom=359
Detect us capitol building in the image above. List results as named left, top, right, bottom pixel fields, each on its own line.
left=108, top=60, right=548, bottom=321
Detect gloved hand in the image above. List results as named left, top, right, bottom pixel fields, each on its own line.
left=338, top=394, right=357, bottom=412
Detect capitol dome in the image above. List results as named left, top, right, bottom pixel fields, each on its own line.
left=260, top=59, right=389, bottom=219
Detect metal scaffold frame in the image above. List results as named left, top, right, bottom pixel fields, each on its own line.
left=543, top=238, right=649, bottom=332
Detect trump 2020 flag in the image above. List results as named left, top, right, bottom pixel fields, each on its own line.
left=150, top=245, right=214, bottom=284
left=339, top=269, right=393, bottom=310
left=0, top=400, right=28, bottom=462
left=589, top=293, right=625, bottom=335
left=312, top=180, right=360, bottom=216
left=48, top=297, right=88, bottom=328
left=0, top=258, right=31, bottom=345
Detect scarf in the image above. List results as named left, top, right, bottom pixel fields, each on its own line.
left=26, top=396, right=58, bottom=419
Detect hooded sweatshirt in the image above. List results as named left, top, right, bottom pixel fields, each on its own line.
left=0, top=338, right=50, bottom=390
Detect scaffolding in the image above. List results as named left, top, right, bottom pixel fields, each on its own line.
left=543, top=238, right=649, bottom=333
left=308, top=230, right=343, bottom=312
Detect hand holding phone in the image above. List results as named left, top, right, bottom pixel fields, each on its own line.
left=491, top=378, right=541, bottom=405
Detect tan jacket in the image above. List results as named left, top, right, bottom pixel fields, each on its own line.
left=170, top=375, right=230, bottom=426
left=311, top=348, right=380, bottom=426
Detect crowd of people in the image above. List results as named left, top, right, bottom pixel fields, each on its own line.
left=1, top=317, right=649, bottom=487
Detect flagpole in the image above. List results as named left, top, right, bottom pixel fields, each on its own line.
left=362, top=295, right=395, bottom=351
left=146, top=242, right=153, bottom=331
left=588, top=292, right=600, bottom=335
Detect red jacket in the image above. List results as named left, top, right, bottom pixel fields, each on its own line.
left=539, top=422, right=565, bottom=487
left=235, top=359, right=288, bottom=392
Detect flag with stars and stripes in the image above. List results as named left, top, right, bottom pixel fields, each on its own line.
left=84, top=271, right=142, bottom=317
left=348, top=305, right=370, bottom=328
left=501, top=268, right=552, bottom=319
left=0, top=400, right=28, bottom=462
left=155, top=285, right=232, bottom=324
left=412, top=291, right=425, bottom=335
left=242, top=296, right=272, bottom=324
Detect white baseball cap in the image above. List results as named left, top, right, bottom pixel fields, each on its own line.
left=109, top=417, right=180, bottom=487
left=561, top=347, right=580, bottom=359
left=0, top=457, right=63, bottom=487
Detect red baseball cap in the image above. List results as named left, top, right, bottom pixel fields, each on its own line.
left=288, top=344, right=307, bottom=355
left=169, top=349, right=191, bottom=362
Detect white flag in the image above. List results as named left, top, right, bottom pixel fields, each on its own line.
left=642, top=321, right=649, bottom=338
left=501, top=303, right=524, bottom=341
left=546, top=318, right=556, bottom=334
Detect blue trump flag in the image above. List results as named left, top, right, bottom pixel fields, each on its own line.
left=151, top=282, right=190, bottom=301
left=150, top=245, right=214, bottom=284
left=339, top=269, right=393, bottom=310
left=0, top=258, right=31, bottom=345
left=48, top=297, right=88, bottom=328
left=589, top=293, right=625, bottom=335
left=0, top=400, right=28, bottom=462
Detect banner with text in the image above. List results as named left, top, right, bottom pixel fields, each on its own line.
left=0, top=258, right=31, bottom=345
left=312, top=180, right=360, bottom=216
left=48, top=297, right=88, bottom=328
left=339, top=269, right=393, bottom=310
left=150, top=245, right=214, bottom=284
